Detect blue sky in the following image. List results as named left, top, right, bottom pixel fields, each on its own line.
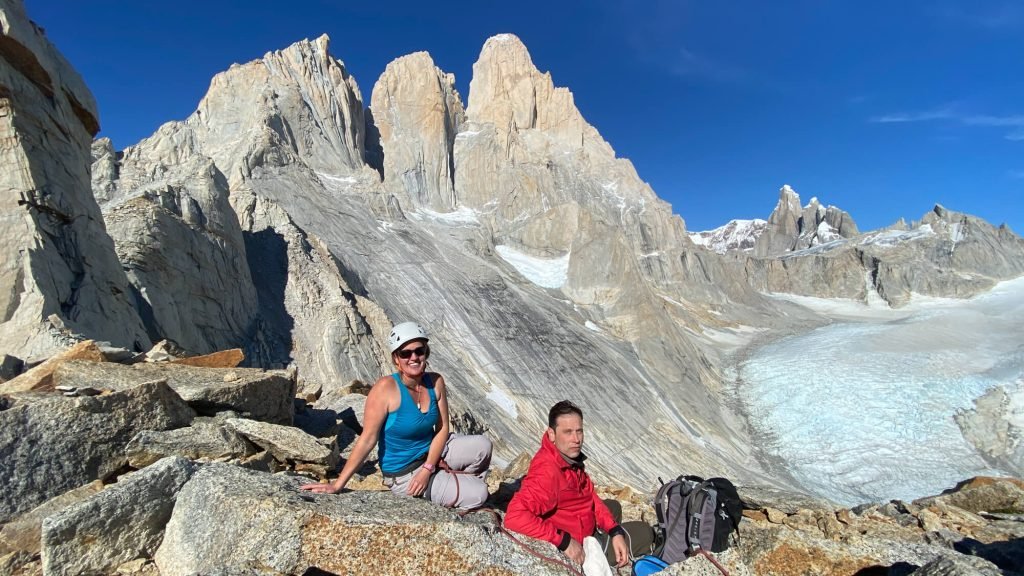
left=34, top=1, right=1024, bottom=233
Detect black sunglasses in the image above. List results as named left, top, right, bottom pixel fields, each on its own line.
left=396, top=345, right=429, bottom=360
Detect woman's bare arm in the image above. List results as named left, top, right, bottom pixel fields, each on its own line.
left=301, top=376, right=394, bottom=493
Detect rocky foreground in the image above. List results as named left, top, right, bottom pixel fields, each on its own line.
left=1, top=347, right=1022, bottom=576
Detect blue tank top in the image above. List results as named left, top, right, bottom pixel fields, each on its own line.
left=378, top=373, right=439, bottom=474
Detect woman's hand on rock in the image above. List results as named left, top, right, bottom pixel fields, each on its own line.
left=407, top=467, right=432, bottom=497
left=300, top=481, right=340, bottom=494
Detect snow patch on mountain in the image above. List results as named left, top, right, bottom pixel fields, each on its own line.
left=859, top=224, right=936, bottom=248
left=494, top=245, right=570, bottom=289
left=486, top=387, right=518, bottom=418
left=409, top=206, right=481, bottom=225
left=815, top=221, right=841, bottom=243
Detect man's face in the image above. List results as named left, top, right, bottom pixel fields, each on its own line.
left=547, top=413, right=584, bottom=459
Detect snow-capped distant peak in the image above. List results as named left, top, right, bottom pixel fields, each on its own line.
left=689, top=219, right=768, bottom=254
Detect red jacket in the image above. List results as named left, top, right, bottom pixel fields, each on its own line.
left=504, top=434, right=619, bottom=548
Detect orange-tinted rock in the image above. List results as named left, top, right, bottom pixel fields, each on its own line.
left=170, top=349, right=244, bottom=369
left=0, top=341, right=104, bottom=393
left=753, top=542, right=877, bottom=576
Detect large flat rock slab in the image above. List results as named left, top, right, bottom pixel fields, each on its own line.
left=224, top=418, right=337, bottom=469
left=53, top=360, right=295, bottom=424
left=125, top=420, right=257, bottom=468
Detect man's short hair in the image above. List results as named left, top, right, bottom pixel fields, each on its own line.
left=548, top=400, right=583, bottom=429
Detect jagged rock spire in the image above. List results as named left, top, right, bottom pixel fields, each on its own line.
left=753, top=185, right=859, bottom=257
left=466, top=34, right=591, bottom=148
left=180, top=34, right=367, bottom=183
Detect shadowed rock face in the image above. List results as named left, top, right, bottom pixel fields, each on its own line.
left=0, top=379, right=195, bottom=522
left=0, top=0, right=148, bottom=359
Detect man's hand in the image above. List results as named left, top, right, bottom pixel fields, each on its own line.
left=611, top=533, right=629, bottom=567
left=407, top=467, right=432, bottom=497
left=564, top=538, right=585, bottom=565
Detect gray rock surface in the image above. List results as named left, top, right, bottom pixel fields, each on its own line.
left=689, top=219, right=768, bottom=254
left=737, top=484, right=839, bottom=515
left=0, top=379, right=194, bottom=522
left=231, top=191, right=388, bottom=394
left=293, top=406, right=342, bottom=439
left=914, top=477, right=1024, bottom=515
left=154, top=463, right=572, bottom=576
left=313, top=390, right=367, bottom=433
left=52, top=360, right=295, bottom=424
left=125, top=420, right=257, bottom=467
left=752, top=185, right=804, bottom=257
left=0, top=0, right=148, bottom=360
left=746, top=203, right=1024, bottom=306
left=40, top=456, right=198, bottom=576
left=93, top=35, right=389, bottom=395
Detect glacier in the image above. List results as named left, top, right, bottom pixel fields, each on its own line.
left=739, top=277, right=1024, bottom=506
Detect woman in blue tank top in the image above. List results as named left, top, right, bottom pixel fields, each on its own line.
left=301, top=321, right=492, bottom=509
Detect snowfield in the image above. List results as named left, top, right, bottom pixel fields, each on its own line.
left=740, top=277, right=1024, bottom=505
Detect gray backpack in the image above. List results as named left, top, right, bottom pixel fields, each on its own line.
left=652, top=475, right=743, bottom=563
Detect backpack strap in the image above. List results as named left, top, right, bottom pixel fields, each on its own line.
left=683, top=481, right=706, bottom=553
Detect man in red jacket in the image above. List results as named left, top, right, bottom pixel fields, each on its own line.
left=504, top=401, right=654, bottom=568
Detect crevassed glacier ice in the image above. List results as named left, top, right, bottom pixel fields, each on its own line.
left=740, top=278, right=1024, bottom=506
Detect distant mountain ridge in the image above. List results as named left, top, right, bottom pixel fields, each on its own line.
left=689, top=218, right=767, bottom=254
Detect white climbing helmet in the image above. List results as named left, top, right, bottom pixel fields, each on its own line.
left=388, top=322, right=429, bottom=353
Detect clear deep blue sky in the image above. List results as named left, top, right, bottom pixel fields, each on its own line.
left=34, top=1, right=1024, bottom=233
